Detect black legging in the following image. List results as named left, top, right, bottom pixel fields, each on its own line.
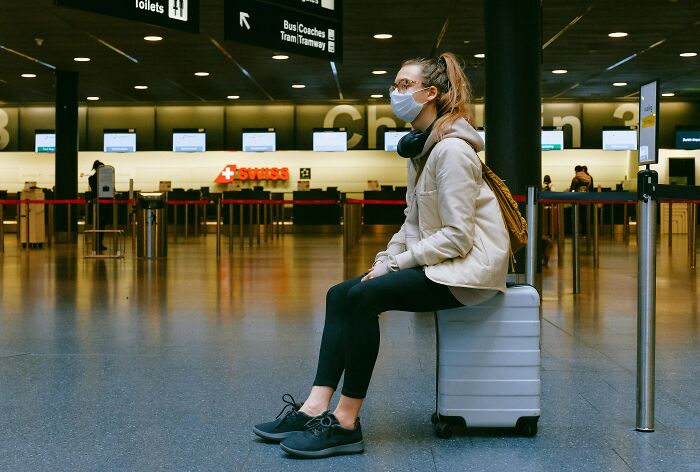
left=312, top=267, right=463, bottom=399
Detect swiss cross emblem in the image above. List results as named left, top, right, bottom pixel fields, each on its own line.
left=215, top=165, right=237, bottom=183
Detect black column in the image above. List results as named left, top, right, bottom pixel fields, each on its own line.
left=54, top=70, right=79, bottom=241
left=485, top=0, right=542, bottom=271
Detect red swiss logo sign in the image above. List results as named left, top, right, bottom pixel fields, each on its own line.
left=214, top=165, right=290, bottom=183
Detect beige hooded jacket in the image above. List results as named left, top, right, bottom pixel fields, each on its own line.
left=375, top=117, right=510, bottom=293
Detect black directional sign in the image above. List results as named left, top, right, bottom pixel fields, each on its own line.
left=225, top=0, right=342, bottom=62
left=54, top=0, right=200, bottom=33
left=263, top=0, right=342, bottom=21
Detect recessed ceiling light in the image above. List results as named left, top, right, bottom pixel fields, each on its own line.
left=370, top=94, right=384, bottom=98
left=73, top=57, right=91, bottom=62
left=613, top=82, right=628, bottom=86
left=21, top=73, right=37, bottom=78
left=272, top=54, right=289, bottom=60
left=372, top=70, right=387, bottom=75
left=227, top=95, right=240, bottom=99
left=373, top=33, right=392, bottom=39
left=662, top=92, right=675, bottom=97
left=463, top=40, right=471, bottom=44
left=679, top=52, right=697, bottom=57
left=86, top=96, right=100, bottom=101
left=194, top=72, right=210, bottom=76
left=144, top=35, right=163, bottom=42
left=608, top=32, right=628, bottom=38
left=552, top=69, right=568, bottom=74
left=474, top=53, right=485, bottom=59
left=292, top=84, right=306, bottom=89
left=134, top=85, right=148, bottom=90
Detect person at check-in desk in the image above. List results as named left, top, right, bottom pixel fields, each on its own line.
left=88, top=160, right=109, bottom=252
left=253, top=52, right=510, bottom=458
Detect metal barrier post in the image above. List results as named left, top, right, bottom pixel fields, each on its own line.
left=16, top=203, right=20, bottom=245
left=585, top=203, right=592, bottom=253
left=194, top=205, right=200, bottom=237
left=610, top=204, right=615, bottom=239
left=67, top=204, right=72, bottom=244
left=557, top=203, right=565, bottom=267
left=343, top=202, right=349, bottom=257
left=572, top=203, right=580, bottom=294
left=0, top=204, right=4, bottom=252
left=668, top=202, right=673, bottom=247
left=173, top=202, right=178, bottom=242
left=228, top=203, right=233, bottom=255
left=248, top=204, right=253, bottom=248
left=263, top=203, right=268, bottom=243
left=216, top=199, right=221, bottom=258
left=203, top=203, right=207, bottom=238
left=689, top=202, right=696, bottom=269
left=239, top=203, right=244, bottom=249
left=636, top=169, right=657, bottom=432
left=256, top=203, right=261, bottom=245
left=593, top=203, right=599, bottom=268
left=48, top=203, right=54, bottom=246
left=185, top=204, right=189, bottom=240
left=24, top=200, right=30, bottom=250
left=112, top=198, right=117, bottom=233
left=624, top=204, right=629, bottom=240
left=525, top=186, right=537, bottom=286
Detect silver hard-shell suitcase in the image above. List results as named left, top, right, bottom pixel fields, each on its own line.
left=432, top=284, right=541, bottom=438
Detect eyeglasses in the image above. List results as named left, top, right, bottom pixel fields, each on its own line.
left=389, top=79, right=424, bottom=94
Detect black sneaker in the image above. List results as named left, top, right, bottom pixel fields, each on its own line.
left=280, top=412, right=364, bottom=458
left=253, top=394, right=315, bottom=442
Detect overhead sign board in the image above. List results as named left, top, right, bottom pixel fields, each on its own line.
left=262, top=0, right=342, bottom=21
left=225, top=0, right=342, bottom=61
left=638, top=80, right=659, bottom=165
left=54, top=0, right=200, bottom=33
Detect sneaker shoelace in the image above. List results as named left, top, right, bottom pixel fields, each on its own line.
left=275, top=394, right=301, bottom=423
left=304, top=412, right=334, bottom=437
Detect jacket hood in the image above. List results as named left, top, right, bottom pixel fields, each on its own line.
left=416, top=117, right=484, bottom=160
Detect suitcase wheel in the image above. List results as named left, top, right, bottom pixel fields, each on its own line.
left=430, top=413, right=439, bottom=425
left=434, top=422, right=453, bottom=439
left=515, top=417, right=538, bottom=437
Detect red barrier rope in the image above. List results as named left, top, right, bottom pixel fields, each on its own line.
left=345, top=198, right=407, bottom=205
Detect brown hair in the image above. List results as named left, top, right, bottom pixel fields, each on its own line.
left=402, top=52, right=473, bottom=139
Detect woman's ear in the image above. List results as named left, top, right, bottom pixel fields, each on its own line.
left=427, top=85, right=439, bottom=102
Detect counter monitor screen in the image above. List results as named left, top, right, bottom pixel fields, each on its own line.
left=173, top=128, right=206, bottom=152
left=242, top=128, right=276, bottom=152
left=384, top=129, right=411, bottom=152
left=602, top=129, right=638, bottom=150
left=676, top=129, right=700, bottom=150
left=541, top=130, right=564, bottom=151
left=313, top=130, right=347, bottom=152
left=35, top=130, right=56, bottom=153
left=104, top=129, right=136, bottom=153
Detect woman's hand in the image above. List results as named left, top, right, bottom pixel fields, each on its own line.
left=361, top=260, right=390, bottom=282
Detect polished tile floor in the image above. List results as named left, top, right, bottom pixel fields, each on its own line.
left=0, top=230, right=699, bottom=471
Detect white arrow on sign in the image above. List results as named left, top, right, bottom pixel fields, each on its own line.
left=239, top=12, right=250, bottom=29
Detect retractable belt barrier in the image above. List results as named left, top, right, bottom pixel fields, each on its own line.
left=0, top=195, right=697, bottom=266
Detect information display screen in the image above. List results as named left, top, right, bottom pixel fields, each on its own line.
left=602, top=129, right=638, bottom=150
left=313, top=130, right=347, bottom=152
left=675, top=129, right=700, bottom=150
left=541, top=130, right=564, bottom=151
left=173, top=128, right=206, bottom=152
left=35, top=130, right=56, bottom=153
left=104, top=129, right=136, bottom=153
left=242, top=128, right=276, bottom=152
left=384, top=129, right=410, bottom=152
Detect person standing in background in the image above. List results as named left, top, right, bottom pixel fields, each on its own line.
left=582, top=166, right=594, bottom=191
left=88, top=160, right=109, bottom=252
left=569, top=165, right=591, bottom=192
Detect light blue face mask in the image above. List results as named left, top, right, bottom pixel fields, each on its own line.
left=390, top=87, right=429, bottom=123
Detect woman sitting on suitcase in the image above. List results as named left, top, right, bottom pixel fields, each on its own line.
left=253, top=52, right=510, bottom=458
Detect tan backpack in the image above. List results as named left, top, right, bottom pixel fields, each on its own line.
left=480, top=161, right=529, bottom=266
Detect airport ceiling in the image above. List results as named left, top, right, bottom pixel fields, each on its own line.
left=0, top=0, right=699, bottom=104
